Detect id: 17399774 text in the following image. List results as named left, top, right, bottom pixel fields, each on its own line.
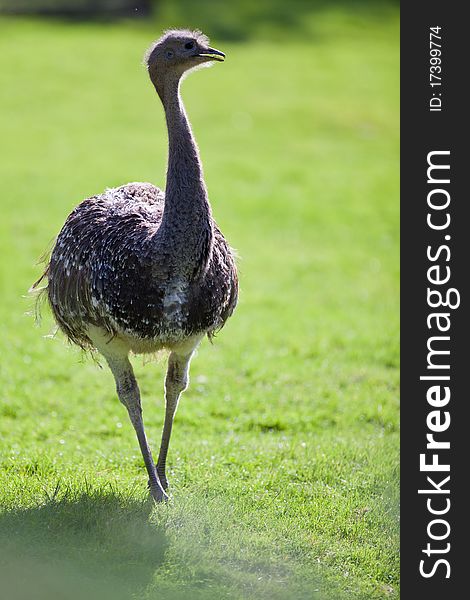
left=429, top=26, right=443, bottom=112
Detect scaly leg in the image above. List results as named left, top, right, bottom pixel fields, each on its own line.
left=106, top=353, right=167, bottom=503
left=156, top=350, right=193, bottom=491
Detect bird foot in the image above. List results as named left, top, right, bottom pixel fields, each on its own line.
left=156, top=471, right=169, bottom=491
left=148, top=478, right=169, bottom=503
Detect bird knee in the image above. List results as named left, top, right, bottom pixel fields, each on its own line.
left=165, top=359, right=189, bottom=396
left=117, top=373, right=137, bottom=396
left=116, top=372, right=141, bottom=412
left=165, top=373, right=188, bottom=396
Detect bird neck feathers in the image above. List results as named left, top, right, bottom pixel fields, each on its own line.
left=156, top=78, right=213, bottom=274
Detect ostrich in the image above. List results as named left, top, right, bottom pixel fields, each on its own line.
left=35, top=30, right=238, bottom=502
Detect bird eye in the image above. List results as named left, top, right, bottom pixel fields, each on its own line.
left=184, top=42, right=195, bottom=50
left=165, top=49, right=174, bottom=59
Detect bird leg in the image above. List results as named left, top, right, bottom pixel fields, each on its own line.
left=107, top=355, right=167, bottom=503
left=156, top=351, right=192, bottom=491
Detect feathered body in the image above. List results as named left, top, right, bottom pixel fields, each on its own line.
left=47, top=182, right=237, bottom=351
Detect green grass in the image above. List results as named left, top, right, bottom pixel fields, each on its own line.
left=0, top=6, right=399, bottom=599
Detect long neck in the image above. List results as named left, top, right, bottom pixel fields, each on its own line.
left=159, top=77, right=212, bottom=240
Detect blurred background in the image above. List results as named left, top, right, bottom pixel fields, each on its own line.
left=0, top=1, right=399, bottom=599
left=0, top=0, right=152, bottom=18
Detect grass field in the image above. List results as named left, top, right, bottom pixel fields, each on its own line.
left=0, top=5, right=399, bottom=599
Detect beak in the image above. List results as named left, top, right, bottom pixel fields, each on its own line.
left=196, top=47, right=225, bottom=62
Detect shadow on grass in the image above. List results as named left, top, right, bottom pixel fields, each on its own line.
left=0, top=488, right=167, bottom=600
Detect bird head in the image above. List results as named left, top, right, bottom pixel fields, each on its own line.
left=145, top=29, right=225, bottom=93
